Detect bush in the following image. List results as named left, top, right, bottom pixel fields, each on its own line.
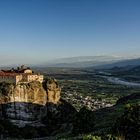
left=83, top=134, right=101, bottom=140
left=73, top=107, right=95, bottom=134
left=114, top=104, right=140, bottom=140
left=83, top=134, right=121, bottom=140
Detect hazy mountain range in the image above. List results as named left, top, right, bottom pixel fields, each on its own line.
left=42, top=56, right=140, bottom=68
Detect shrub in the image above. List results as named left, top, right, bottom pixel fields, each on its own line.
left=73, top=107, right=95, bottom=134
left=114, top=104, right=140, bottom=140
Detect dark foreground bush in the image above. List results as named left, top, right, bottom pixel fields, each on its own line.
left=73, top=107, right=95, bottom=134
left=114, top=104, right=140, bottom=140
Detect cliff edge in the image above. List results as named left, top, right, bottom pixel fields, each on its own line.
left=0, top=78, right=61, bottom=127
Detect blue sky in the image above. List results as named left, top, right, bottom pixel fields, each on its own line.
left=0, top=0, right=140, bottom=65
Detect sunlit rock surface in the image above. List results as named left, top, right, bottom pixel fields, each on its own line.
left=46, top=78, right=61, bottom=104
left=0, top=78, right=61, bottom=127
left=1, top=81, right=47, bottom=105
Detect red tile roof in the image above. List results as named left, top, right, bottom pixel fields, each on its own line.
left=0, top=71, right=19, bottom=76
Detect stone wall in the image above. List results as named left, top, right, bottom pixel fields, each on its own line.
left=15, top=75, right=23, bottom=84
left=27, top=75, right=44, bottom=83
left=0, top=76, right=16, bottom=84
left=0, top=74, right=44, bottom=85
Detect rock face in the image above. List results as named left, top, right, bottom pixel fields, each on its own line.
left=42, top=99, right=77, bottom=134
left=46, top=78, right=61, bottom=104
left=0, top=78, right=61, bottom=127
left=0, top=81, right=47, bottom=105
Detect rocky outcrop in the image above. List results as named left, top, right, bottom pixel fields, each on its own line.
left=45, top=78, right=61, bottom=104
left=0, top=78, right=78, bottom=139
left=0, top=81, right=47, bottom=105
left=0, top=78, right=61, bottom=127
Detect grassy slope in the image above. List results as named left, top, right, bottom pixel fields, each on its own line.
left=93, top=93, right=140, bottom=132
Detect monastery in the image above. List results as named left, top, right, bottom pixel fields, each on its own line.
left=0, top=65, right=44, bottom=84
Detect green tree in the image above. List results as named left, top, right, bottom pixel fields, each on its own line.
left=73, top=107, right=95, bottom=134
left=114, top=104, right=140, bottom=140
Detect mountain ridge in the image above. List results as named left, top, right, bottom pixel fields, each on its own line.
left=39, top=55, right=140, bottom=68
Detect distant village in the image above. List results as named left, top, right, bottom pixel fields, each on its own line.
left=63, top=91, right=113, bottom=111
left=0, top=65, right=44, bottom=84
